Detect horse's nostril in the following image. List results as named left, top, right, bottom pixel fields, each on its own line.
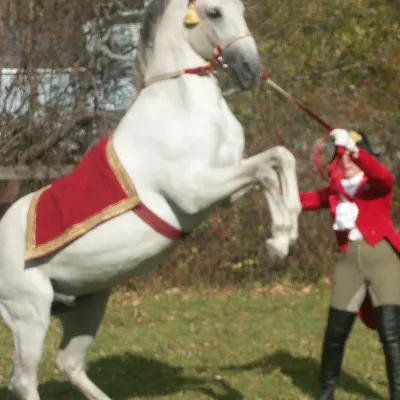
left=242, top=61, right=252, bottom=74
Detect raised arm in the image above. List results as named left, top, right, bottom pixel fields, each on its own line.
left=351, top=148, right=393, bottom=192
left=333, top=128, right=394, bottom=193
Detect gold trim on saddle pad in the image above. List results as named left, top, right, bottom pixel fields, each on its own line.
left=25, top=137, right=140, bottom=260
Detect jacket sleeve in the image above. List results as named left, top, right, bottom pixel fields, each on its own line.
left=350, top=147, right=394, bottom=193
left=300, top=186, right=330, bottom=211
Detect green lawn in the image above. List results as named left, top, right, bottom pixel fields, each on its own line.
left=0, top=286, right=387, bottom=399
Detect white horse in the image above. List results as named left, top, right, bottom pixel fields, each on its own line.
left=0, top=0, right=301, bottom=399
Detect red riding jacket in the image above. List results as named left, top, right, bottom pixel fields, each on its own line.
left=300, top=146, right=399, bottom=254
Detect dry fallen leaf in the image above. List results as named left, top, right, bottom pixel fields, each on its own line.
left=300, top=285, right=312, bottom=294
left=270, top=283, right=288, bottom=296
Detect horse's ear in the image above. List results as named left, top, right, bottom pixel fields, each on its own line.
left=184, top=1, right=201, bottom=25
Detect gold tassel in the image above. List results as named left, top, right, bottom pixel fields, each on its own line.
left=349, top=130, right=362, bottom=143
left=184, top=2, right=200, bottom=25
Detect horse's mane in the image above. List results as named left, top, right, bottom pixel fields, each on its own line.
left=133, top=0, right=172, bottom=93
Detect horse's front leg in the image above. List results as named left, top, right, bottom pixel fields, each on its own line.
left=227, top=146, right=301, bottom=258
left=257, top=146, right=301, bottom=246
left=160, top=148, right=296, bottom=215
left=160, top=147, right=299, bottom=251
left=160, top=161, right=258, bottom=216
left=225, top=170, right=292, bottom=259
left=258, top=167, right=294, bottom=259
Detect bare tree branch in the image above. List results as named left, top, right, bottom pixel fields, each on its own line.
left=96, top=42, right=136, bottom=61
left=92, top=25, right=136, bottom=61
left=108, top=10, right=143, bottom=25
left=18, top=111, right=122, bottom=164
left=0, top=165, right=74, bottom=181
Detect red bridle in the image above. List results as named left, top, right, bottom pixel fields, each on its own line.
left=184, top=0, right=252, bottom=74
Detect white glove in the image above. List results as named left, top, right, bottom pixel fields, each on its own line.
left=330, top=128, right=358, bottom=153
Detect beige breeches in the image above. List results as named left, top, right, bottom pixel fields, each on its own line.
left=331, top=239, right=400, bottom=311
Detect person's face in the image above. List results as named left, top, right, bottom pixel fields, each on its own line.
left=342, top=151, right=362, bottom=178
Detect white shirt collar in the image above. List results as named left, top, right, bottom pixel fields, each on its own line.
left=341, top=171, right=364, bottom=186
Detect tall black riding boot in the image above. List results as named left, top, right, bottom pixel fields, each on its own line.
left=375, top=305, right=400, bottom=400
left=316, top=307, right=356, bottom=400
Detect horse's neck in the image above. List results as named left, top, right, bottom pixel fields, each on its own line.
left=144, top=3, right=207, bottom=80
left=117, top=76, right=242, bottom=165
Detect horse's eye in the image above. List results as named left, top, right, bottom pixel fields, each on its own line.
left=206, top=7, right=222, bottom=19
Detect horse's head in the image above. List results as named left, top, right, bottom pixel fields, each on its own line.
left=184, top=0, right=262, bottom=90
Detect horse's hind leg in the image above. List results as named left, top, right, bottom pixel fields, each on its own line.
left=55, top=290, right=112, bottom=400
left=0, top=269, right=53, bottom=400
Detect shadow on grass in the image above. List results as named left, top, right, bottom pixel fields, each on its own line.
left=221, top=350, right=384, bottom=399
left=0, top=352, right=243, bottom=400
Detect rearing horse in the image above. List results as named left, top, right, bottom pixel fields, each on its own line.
left=0, top=0, right=301, bottom=399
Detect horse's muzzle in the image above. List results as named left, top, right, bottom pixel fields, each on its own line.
left=223, top=47, right=262, bottom=90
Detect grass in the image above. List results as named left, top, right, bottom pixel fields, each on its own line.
left=0, top=285, right=388, bottom=399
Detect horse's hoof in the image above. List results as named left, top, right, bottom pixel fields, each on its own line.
left=265, top=237, right=289, bottom=259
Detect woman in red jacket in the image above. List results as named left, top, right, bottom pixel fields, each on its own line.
left=300, top=128, right=400, bottom=400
